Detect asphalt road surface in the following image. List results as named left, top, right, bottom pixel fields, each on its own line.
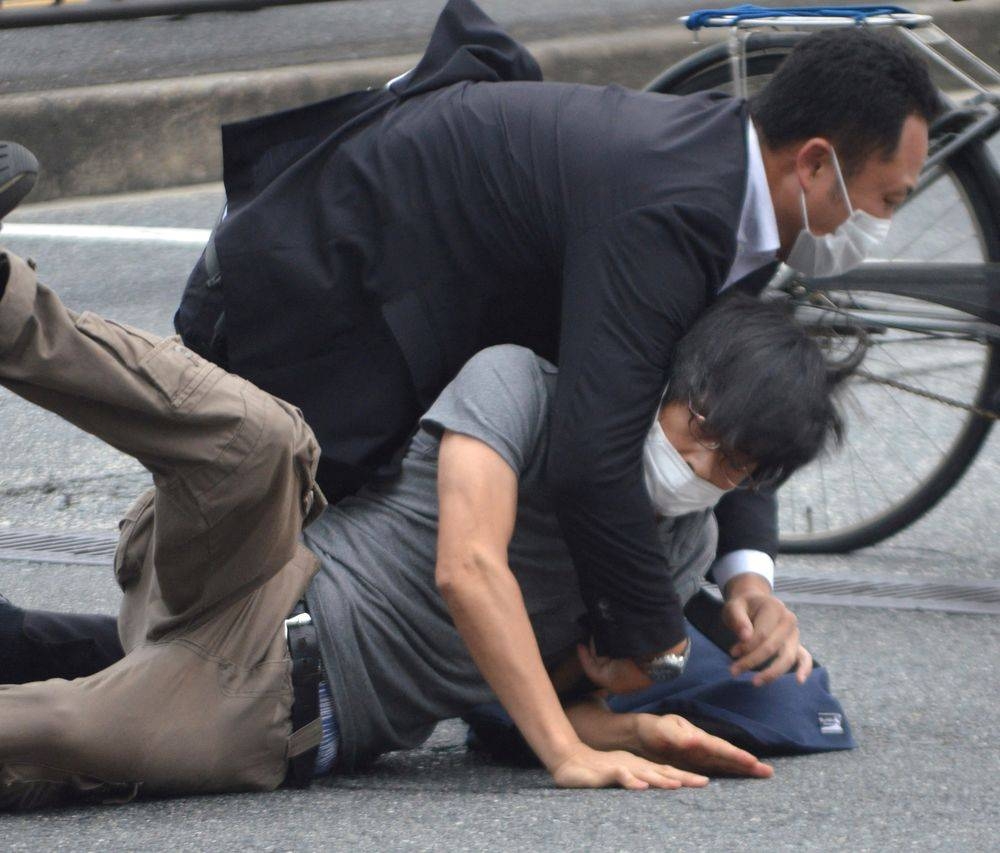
left=0, top=184, right=998, bottom=849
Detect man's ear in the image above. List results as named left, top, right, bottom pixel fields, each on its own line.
left=794, top=137, right=834, bottom=192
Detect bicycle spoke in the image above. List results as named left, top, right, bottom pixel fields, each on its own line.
left=817, top=448, right=832, bottom=531
left=844, top=433, right=895, bottom=508
left=846, top=391, right=870, bottom=532
left=869, top=369, right=948, bottom=467
left=865, top=325, right=961, bottom=402
left=888, top=197, right=965, bottom=258
left=862, top=349, right=982, bottom=386
left=848, top=379, right=927, bottom=488
left=788, top=471, right=799, bottom=533
left=845, top=430, right=866, bottom=528
left=925, top=234, right=982, bottom=260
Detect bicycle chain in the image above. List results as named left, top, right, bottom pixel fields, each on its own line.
left=800, top=287, right=1000, bottom=422
left=854, top=368, right=1000, bottom=421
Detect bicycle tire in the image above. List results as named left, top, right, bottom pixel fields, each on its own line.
left=645, top=35, right=1000, bottom=553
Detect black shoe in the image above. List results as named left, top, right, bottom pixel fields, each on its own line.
left=0, top=776, right=139, bottom=812
left=0, top=142, right=38, bottom=221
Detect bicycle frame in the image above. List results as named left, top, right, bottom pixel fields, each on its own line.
left=793, top=262, right=1000, bottom=333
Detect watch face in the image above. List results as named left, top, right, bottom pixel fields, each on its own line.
left=645, top=639, right=691, bottom=683
left=646, top=656, right=685, bottom=683
left=646, top=662, right=682, bottom=683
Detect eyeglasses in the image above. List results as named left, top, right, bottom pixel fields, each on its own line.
left=686, top=401, right=782, bottom=491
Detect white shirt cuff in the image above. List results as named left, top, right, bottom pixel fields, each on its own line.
left=710, top=549, right=774, bottom=592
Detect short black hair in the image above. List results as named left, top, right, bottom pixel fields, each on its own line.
left=750, top=27, right=941, bottom=177
left=664, top=293, right=846, bottom=485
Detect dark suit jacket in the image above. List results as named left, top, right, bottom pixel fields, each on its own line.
left=175, top=0, right=776, bottom=657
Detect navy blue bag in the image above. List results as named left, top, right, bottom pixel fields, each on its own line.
left=464, top=622, right=856, bottom=764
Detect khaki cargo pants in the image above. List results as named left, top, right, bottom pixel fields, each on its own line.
left=0, top=251, right=327, bottom=809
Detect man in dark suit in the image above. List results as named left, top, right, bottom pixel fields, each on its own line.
left=175, top=0, right=938, bottom=677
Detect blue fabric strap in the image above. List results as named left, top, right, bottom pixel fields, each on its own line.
left=686, top=5, right=913, bottom=30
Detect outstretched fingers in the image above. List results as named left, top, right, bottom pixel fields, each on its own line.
left=639, top=715, right=774, bottom=778
left=615, top=768, right=651, bottom=790
left=682, top=728, right=773, bottom=778
left=626, top=764, right=706, bottom=790
left=553, top=747, right=712, bottom=791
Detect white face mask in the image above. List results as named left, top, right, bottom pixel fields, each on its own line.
left=785, top=147, right=891, bottom=279
left=642, top=417, right=727, bottom=517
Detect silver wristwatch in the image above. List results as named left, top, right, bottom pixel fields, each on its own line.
left=643, top=637, right=691, bottom=683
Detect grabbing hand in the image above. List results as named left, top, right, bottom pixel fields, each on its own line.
left=634, top=713, right=773, bottom=778
left=550, top=742, right=709, bottom=790
left=722, top=574, right=813, bottom=686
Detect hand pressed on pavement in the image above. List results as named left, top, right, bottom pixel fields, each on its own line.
left=550, top=742, right=709, bottom=790
left=634, top=713, right=773, bottom=778
left=722, top=573, right=814, bottom=686
left=562, top=696, right=773, bottom=783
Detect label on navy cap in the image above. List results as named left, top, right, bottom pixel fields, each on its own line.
left=818, top=712, right=844, bottom=735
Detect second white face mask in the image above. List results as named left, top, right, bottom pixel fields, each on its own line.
left=785, top=147, right=891, bottom=279
left=642, top=418, right=727, bottom=517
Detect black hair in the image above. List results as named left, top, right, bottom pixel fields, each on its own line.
left=750, top=27, right=942, bottom=177
left=664, top=293, right=848, bottom=485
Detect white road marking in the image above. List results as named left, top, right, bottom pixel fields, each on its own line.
left=1, top=223, right=212, bottom=245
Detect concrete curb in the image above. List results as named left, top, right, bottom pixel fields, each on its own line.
left=7, top=0, right=999, bottom=202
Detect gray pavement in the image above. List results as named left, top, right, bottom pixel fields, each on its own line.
left=0, top=187, right=998, bottom=850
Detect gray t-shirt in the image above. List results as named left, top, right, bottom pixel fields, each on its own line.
left=303, top=345, right=716, bottom=771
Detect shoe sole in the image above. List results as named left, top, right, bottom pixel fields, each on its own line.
left=0, top=142, right=39, bottom=220
left=0, top=776, right=140, bottom=812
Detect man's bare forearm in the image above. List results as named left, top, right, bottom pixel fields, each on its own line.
left=564, top=695, right=645, bottom=755
left=437, top=549, right=583, bottom=772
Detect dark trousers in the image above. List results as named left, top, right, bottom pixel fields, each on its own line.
left=0, top=599, right=122, bottom=684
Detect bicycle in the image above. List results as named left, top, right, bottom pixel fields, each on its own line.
left=643, top=5, right=1000, bottom=554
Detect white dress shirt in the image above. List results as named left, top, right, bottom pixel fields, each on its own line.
left=721, top=120, right=780, bottom=292
left=711, top=119, right=780, bottom=593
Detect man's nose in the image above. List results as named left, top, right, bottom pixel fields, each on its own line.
left=683, top=445, right=717, bottom=482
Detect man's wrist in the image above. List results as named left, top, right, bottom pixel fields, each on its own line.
left=591, top=607, right=687, bottom=659
left=632, top=713, right=664, bottom=758
left=587, top=709, right=645, bottom=755
left=711, top=549, right=774, bottom=592
left=536, top=730, right=587, bottom=773
left=622, top=713, right=648, bottom=755
left=724, top=571, right=774, bottom=600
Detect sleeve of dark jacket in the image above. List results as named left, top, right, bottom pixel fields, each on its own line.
left=713, top=489, right=779, bottom=560
left=707, top=261, right=781, bottom=565
left=547, top=202, right=734, bottom=659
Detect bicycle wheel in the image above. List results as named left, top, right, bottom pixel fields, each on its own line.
left=646, top=37, right=1000, bottom=552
